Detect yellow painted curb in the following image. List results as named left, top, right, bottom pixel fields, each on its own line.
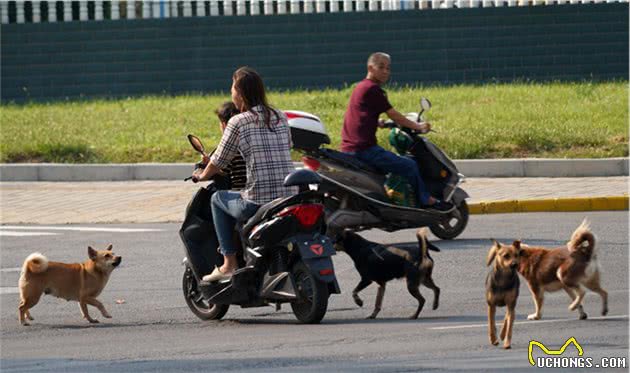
left=469, top=196, right=629, bottom=214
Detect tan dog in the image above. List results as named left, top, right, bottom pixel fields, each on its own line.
left=486, top=239, right=521, bottom=349
left=517, top=219, right=607, bottom=321
left=18, top=244, right=122, bottom=325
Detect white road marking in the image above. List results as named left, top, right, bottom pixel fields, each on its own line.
left=0, top=231, right=60, bottom=237
left=0, top=287, right=19, bottom=295
left=0, top=226, right=163, bottom=233
left=428, top=314, right=629, bottom=330
left=0, top=267, right=21, bottom=273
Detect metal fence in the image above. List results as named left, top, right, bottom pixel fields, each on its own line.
left=2, top=0, right=627, bottom=24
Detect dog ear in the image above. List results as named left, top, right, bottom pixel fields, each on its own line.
left=339, top=228, right=353, bottom=242
left=326, top=227, right=342, bottom=242
left=487, top=240, right=499, bottom=266
left=106, top=244, right=113, bottom=251
left=88, top=246, right=97, bottom=260
left=512, top=240, right=525, bottom=256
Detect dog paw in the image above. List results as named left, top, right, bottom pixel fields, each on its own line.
left=503, top=344, right=512, bottom=350
left=20, top=321, right=30, bottom=326
left=527, top=313, right=540, bottom=320
left=103, top=314, right=112, bottom=319
left=602, top=308, right=608, bottom=316
left=409, top=314, right=419, bottom=320
left=579, top=312, right=588, bottom=320
left=366, top=314, right=377, bottom=319
left=490, top=339, right=499, bottom=346
left=353, top=297, right=363, bottom=308
left=87, top=319, right=100, bottom=324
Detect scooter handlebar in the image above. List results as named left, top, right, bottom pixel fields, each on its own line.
left=383, top=120, right=435, bottom=134
left=185, top=162, right=207, bottom=182
left=383, top=120, right=397, bottom=128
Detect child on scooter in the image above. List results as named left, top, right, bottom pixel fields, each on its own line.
left=201, top=101, right=246, bottom=190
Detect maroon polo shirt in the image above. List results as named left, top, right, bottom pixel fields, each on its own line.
left=340, top=79, right=392, bottom=153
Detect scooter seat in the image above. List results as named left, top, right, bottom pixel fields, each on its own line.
left=241, top=196, right=291, bottom=235
left=319, top=148, right=382, bottom=175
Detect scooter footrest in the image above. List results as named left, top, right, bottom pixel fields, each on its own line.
left=198, top=280, right=230, bottom=301
left=230, top=266, right=258, bottom=289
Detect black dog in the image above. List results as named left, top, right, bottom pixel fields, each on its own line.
left=334, top=228, right=440, bottom=319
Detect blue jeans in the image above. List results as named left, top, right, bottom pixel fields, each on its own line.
left=354, top=145, right=431, bottom=205
left=211, top=191, right=260, bottom=256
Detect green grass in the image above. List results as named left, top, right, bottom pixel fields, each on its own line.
left=0, top=81, right=627, bottom=163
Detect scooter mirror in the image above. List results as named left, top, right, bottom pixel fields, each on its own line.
left=420, top=97, right=432, bottom=111
left=187, top=134, right=206, bottom=156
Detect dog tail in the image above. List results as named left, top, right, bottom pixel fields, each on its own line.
left=416, top=228, right=440, bottom=253
left=567, top=219, right=595, bottom=254
left=22, top=253, right=48, bottom=274
left=416, top=228, right=439, bottom=262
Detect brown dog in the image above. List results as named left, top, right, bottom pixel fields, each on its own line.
left=517, top=219, right=607, bottom=321
left=486, top=239, right=521, bottom=349
left=18, top=244, right=122, bottom=325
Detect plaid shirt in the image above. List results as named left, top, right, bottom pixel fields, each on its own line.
left=210, top=105, right=297, bottom=204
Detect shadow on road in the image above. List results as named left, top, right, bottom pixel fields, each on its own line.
left=388, top=238, right=564, bottom=250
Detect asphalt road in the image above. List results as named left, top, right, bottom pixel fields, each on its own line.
left=1, top=212, right=628, bottom=372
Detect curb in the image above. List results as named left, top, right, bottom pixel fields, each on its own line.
left=457, top=158, right=629, bottom=177
left=0, top=158, right=628, bottom=181
left=468, top=196, right=629, bottom=214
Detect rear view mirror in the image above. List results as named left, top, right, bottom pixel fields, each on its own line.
left=187, top=134, right=206, bottom=156
left=420, top=97, right=432, bottom=111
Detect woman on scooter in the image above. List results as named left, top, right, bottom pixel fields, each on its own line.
left=192, top=67, right=297, bottom=282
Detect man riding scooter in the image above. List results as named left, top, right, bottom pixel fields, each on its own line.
left=341, top=52, right=452, bottom=211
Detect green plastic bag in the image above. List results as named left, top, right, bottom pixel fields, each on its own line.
left=388, top=128, right=413, bottom=155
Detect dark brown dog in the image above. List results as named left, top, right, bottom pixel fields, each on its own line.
left=486, top=239, right=521, bottom=349
left=517, top=219, right=607, bottom=321
left=18, top=244, right=122, bottom=325
left=334, top=228, right=440, bottom=319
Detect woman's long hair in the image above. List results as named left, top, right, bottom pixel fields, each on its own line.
left=232, top=66, right=279, bottom=130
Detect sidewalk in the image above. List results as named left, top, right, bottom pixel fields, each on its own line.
left=1, top=177, right=627, bottom=225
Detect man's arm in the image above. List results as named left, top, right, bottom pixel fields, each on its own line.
left=385, top=108, right=430, bottom=133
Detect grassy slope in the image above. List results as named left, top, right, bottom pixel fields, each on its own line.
left=0, top=81, right=627, bottom=163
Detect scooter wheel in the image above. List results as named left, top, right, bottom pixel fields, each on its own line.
left=290, top=261, right=329, bottom=324
left=182, top=266, right=229, bottom=321
left=429, top=200, right=469, bottom=240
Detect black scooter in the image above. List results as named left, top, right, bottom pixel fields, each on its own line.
left=180, top=135, right=340, bottom=324
left=286, top=98, right=469, bottom=240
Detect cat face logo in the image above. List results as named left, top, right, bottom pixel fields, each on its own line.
left=528, top=337, right=584, bottom=366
